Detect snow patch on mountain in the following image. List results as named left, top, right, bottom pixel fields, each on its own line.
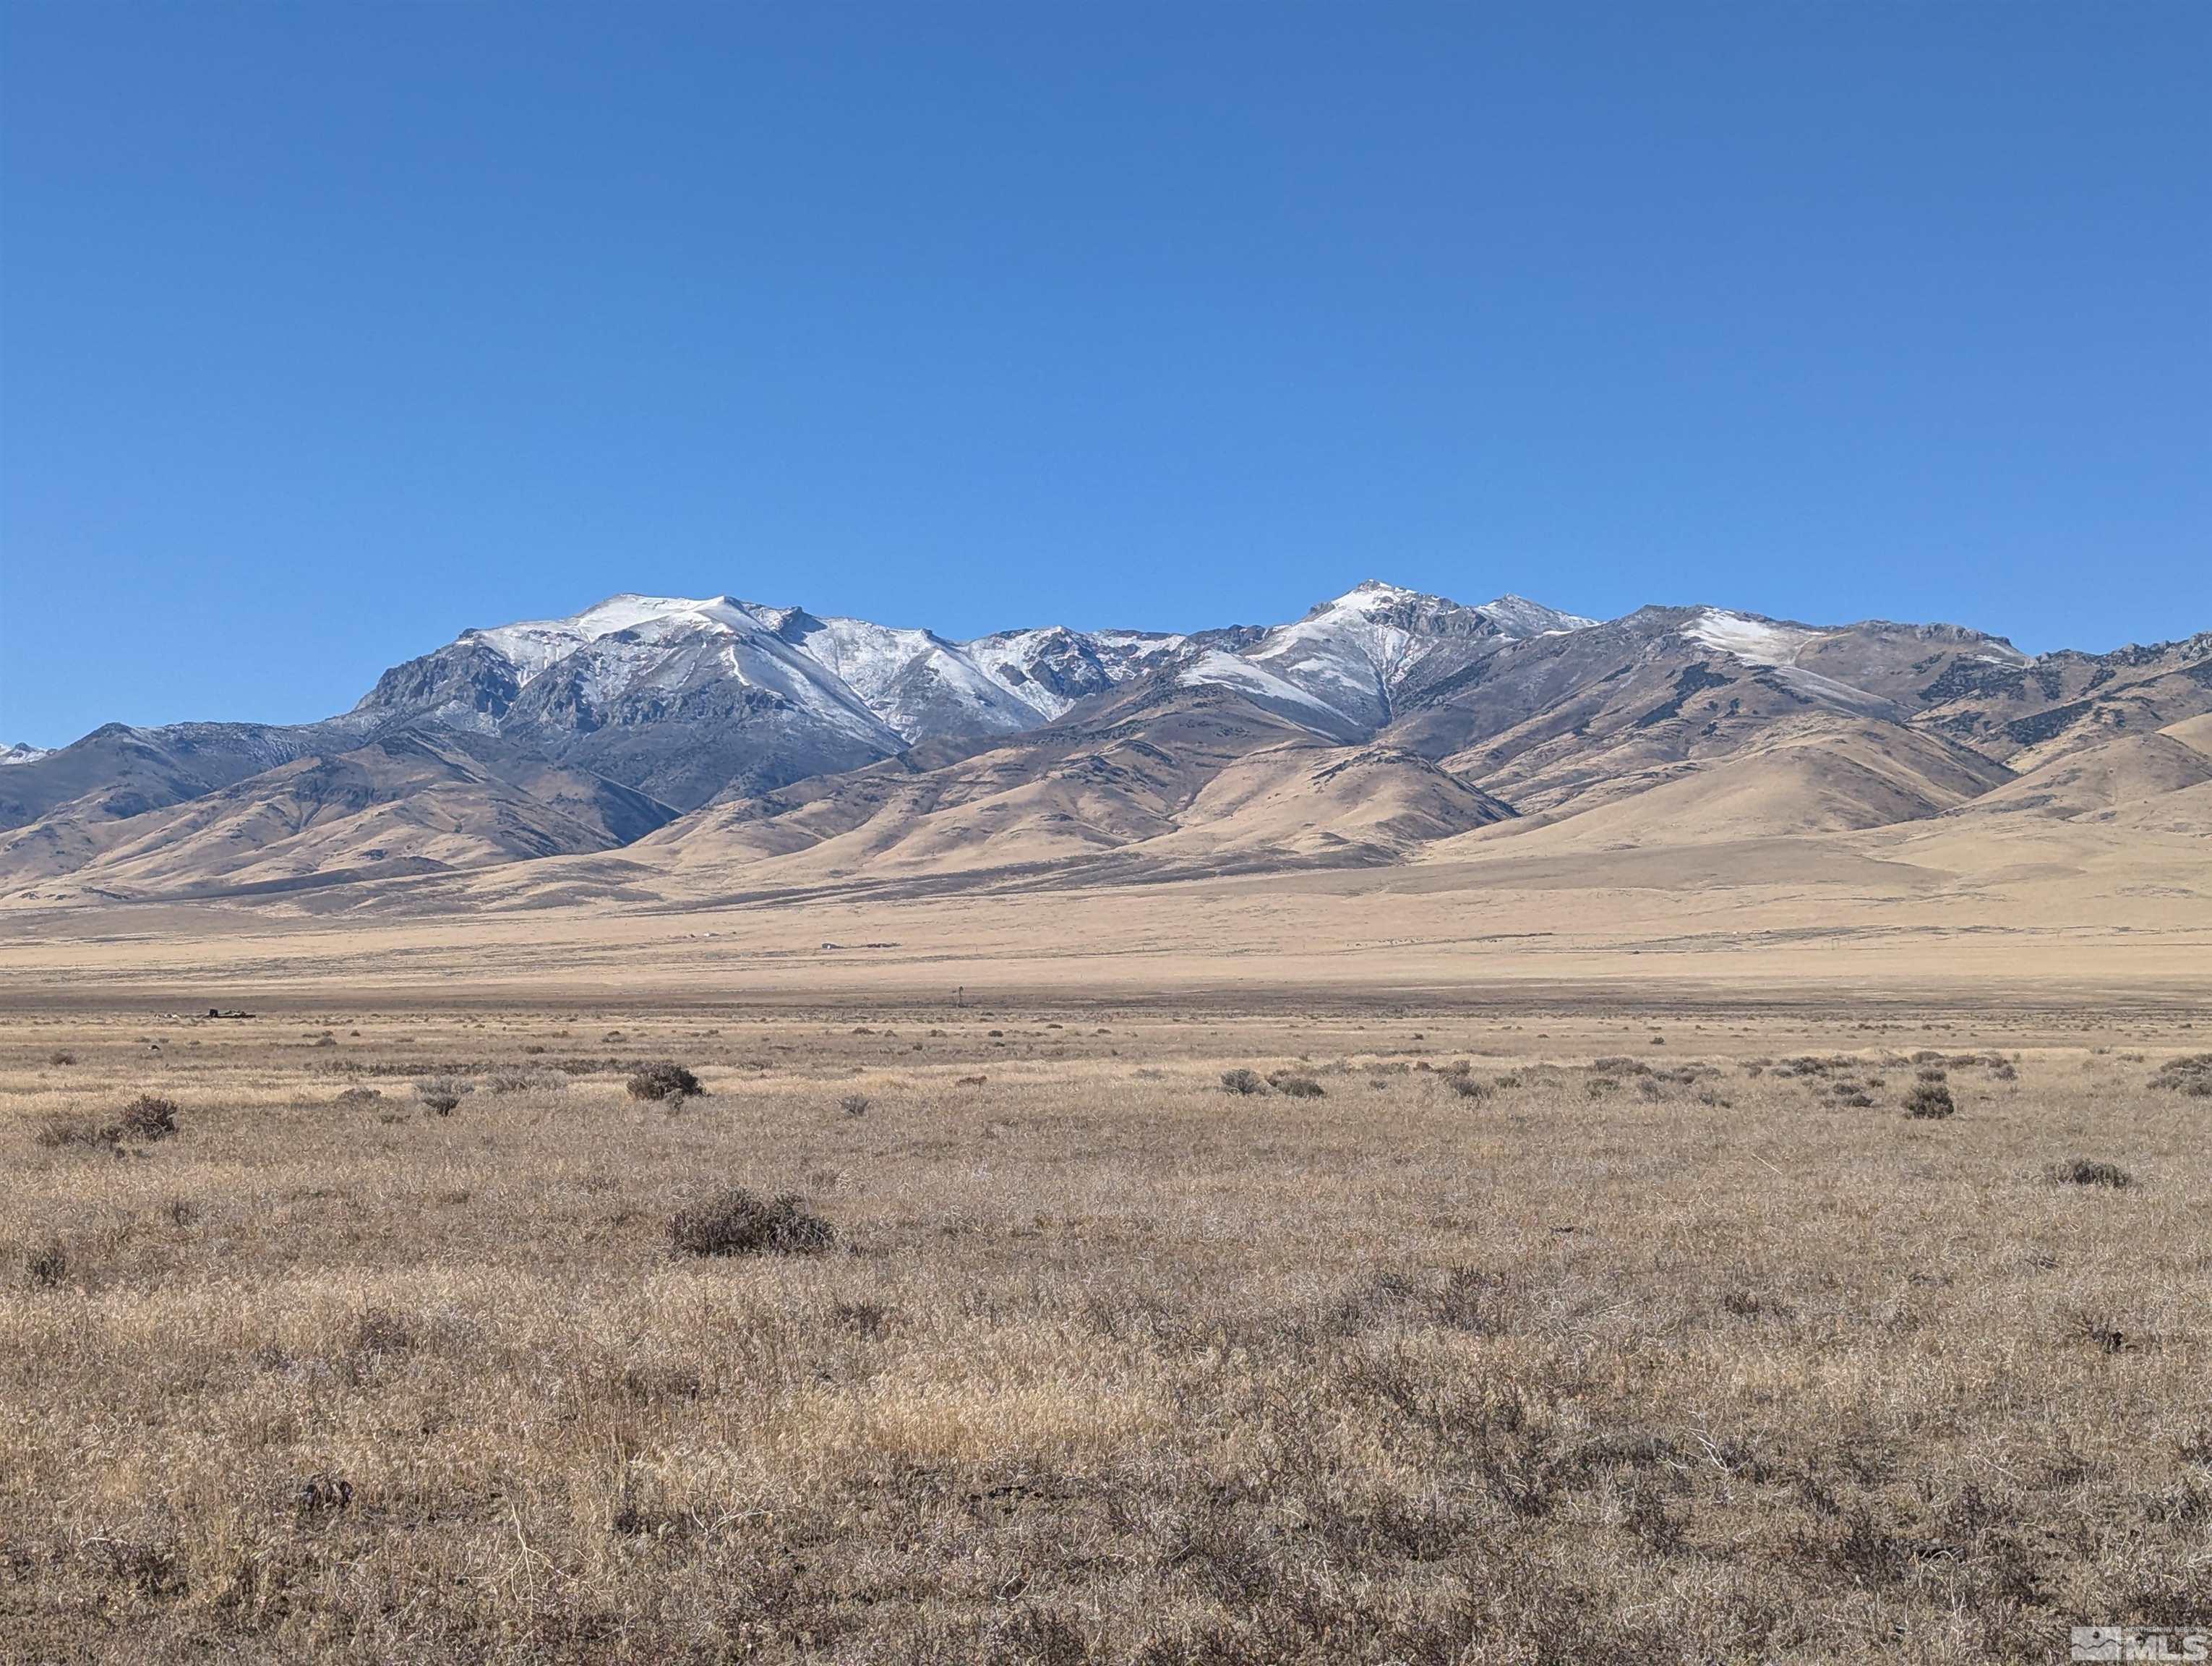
left=1293, top=580, right=1593, bottom=641
left=963, top=627, right=1188, bottom=721
left=1769, top=665, right=1900, bottom=719
left=962, top=629, right=1086, bottom=719
left=789, top=615, right=1043, bottom=740
left=0, top=743, right=51, bottom=766
left=1682, top=610, right=1824, bottom=667
left=469, top=594, right=726, bottom=683
left=1232, top=584, right=1454, bottom=729
left=1477, top=594, right=1598, bottom=637
left=1178, top=650, right=1350, bottom=728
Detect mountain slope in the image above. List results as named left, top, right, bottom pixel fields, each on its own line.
left=1913, top=631, right=2212, bottom=763
left=1432, top=715, right=2014, bottom=854
left=0, top=730, right=677, bottom=901
left=1146, top=742, right=1514, bottom=863
left=0, top=719, right=366, bottom=832
left=643, top=678, right=1332, bottom=883
left=637, top=663, right=1516, bottom=888
left=1953, top=729, right=2212, bottom=823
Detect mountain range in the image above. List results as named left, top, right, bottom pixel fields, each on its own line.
left=3, top=581, right=2207, bottom=909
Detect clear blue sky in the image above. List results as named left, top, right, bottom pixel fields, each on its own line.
left=2, top=2, right=2205, bottom=746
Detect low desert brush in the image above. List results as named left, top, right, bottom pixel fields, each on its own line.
left=669, top=1187, right=834, bottom=1257
left=1903, top=1081, right=1955, bottom=1119
left=627, top=1062, right=703, bottom=1103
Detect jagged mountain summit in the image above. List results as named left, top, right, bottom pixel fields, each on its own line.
left=1178, top=580, right=1597, bottom=737
left=350, top=592, right=1196, bottom=809
left=0, top=581, right=2203, bottom=907
left=347, top=583, right=1591, bottom=805
left=356, top=591, right=1194, bottom=795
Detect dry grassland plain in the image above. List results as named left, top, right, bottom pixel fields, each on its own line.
left=4, top=987, right=2210, bottom=1664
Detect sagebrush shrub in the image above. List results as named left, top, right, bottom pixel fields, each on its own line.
left=1220, top=1069, right=1266, bottom=1095
left=2150, top=1055, right=2212, bottom=1098
left=1903, top=1081, right=1955, bottom=1119
left=115, top=1095, right=179, bottom=1142
left=627, top=1063, right=702, bottom=1103
left=669, top=1187, right=834, bottom=1257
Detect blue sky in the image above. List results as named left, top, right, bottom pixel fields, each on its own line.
left=2, top=2, right=2205, bottom=746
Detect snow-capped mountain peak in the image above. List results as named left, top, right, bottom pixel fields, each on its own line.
left=961, top=625, right=1187, bottom=721
left=1303, top=581, right=1595, bottom=640
left=1329, top=578, right=1428, bottom=612
left=348, top=578, right=1616, bottom=802
left=355, top=590, right=1207, bottom=787
left=1475, top=594, right=1599, bottom=638
left=0, top=743, right=52, bottom=766
left=411, top=581, right=1598, bottom=750
left=1165, top=581, right=1595, bottom=735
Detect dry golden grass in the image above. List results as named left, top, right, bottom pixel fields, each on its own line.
left=2, top=999, right=2208, bottom=1662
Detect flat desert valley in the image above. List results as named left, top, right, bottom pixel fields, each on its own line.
left=4, top=837, right=2210, bottom=1663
